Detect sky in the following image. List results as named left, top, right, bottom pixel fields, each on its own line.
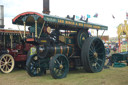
left=1, top=0, right=128, bottom=37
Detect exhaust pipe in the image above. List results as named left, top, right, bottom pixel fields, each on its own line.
left=0, top=5, right=4, bottom=28
left=43, top=0, right=50, bottom=14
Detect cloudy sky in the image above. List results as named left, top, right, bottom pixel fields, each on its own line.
left=1, top=0, right=128, bottom=37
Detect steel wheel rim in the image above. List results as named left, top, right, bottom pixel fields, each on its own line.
left=77, top=29, right=89, bottom=49
left=28, top=55, right=42, bottom=76
left=0, top=54, right=14, bottom=73
left=53, top=56, right=68, bottom=78
left=88, top=38, right=105, bottom=72
left=50, top=54, right=69, bottom=79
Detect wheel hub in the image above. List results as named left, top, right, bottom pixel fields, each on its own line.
left=94, top=52, right=98, bottom=58
left=5, top=62, right=8, bottom=65
left=59, top=64, right=63, bottom=69
left=34, top=56, right=38, bottom=60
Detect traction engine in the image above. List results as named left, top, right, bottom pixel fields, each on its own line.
left=12, top=12, right=108, bottom=79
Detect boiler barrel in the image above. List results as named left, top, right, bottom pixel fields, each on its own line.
left=48, top=44, right=73, bottom=57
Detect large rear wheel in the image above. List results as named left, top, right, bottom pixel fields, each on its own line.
left=81, top=37, right=105, bottom=73
left=0, top=54, right=15, bottom=73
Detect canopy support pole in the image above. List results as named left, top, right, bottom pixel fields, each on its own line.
left=97, top=29, right=99, bottom=37
left=38, top=21, right=45, bottom=38
left=23, top=22, right=26, bottom=38
left=17, top=24, right=23, bottom=39
left=35, top=20, right=37, bottom=38
left=100, top=30, right=105, bottom=39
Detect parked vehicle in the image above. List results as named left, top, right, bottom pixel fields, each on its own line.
left=0, top=29, right=33, bottom=73
left=12, top=12, right=108, bottom=79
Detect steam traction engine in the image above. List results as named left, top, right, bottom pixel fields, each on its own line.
left=0, top=29, right=33, bottom=73
left=0, top=42, right=32, bottom=73
left=12, top=12, right=108, bottom=79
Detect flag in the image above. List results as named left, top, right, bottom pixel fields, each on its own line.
left=87, top=14, right=91, bottom=18
left=126, top=12, right=128, bottom=19
left=88, top=31, right=92, bottom=36
left=75, top=16, right=80, bottom=19
left=93, top=13, right=98, bottom=18
left=83, top=16, right=85, bottom=20
left=112, top=15, right=115, bottom=19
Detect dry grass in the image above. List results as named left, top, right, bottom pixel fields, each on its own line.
left=0, top=49, right=127, bottom=85
left=0, top=66, right=128, bottom=85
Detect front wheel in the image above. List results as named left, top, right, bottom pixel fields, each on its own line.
left=26, top=54, right=45, bottom=76
left=49, top=54, right=69, bottom=79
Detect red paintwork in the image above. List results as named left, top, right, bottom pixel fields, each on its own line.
left=12, top=12, right=44, bottom=22
left=24, top=43, right=33, bottom=51
left=8, top=43, right=33, bottom=61
left=26, top=38, right=34, bottom=42
left=14, top=55, right=27, bottom=61
left=0, top=29, right=29, bottom=34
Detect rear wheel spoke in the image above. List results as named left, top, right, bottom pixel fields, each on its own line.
left=0, top=60, right=5, bottom=64
left=1, top=64, right=5, bottom=68
left=8, top=58, right=11, bottom=62
left=5, top=65, right=8, bottom=71
left=89, top=49, right=94, bottom=54
left=95, top=41, right=100, bottom=48
left=98, top=53, right=104, bottom=55
left=90, top=45, right=94, bottom=51
left=98, top=59, right=103, bottom=62
left=8, top=63, right=12, bottom=66
left=8, top=61, right=12, bottom=64
left=3, top=57, right=7, bottom=62
left=6, top=65, right=9, bottom=71
left=97, top=47, right=103, bottom=51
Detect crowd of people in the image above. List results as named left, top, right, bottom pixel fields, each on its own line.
left=104, top=42, right=119, bottom=67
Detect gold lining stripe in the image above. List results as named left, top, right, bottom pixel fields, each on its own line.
left=65, top=36, right=74, bottom=38
left=60, top=46, right=63, bottom=54
left=41, top=40, right=47, bottom=42
left=23, top=22, right=26, bottom=38
left=54, top=46, right=56, bottom=55
left=67, top=44, right=74, bottom=47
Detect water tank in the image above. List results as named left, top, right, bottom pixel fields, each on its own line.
left=0, top=5, right=4, bottom=28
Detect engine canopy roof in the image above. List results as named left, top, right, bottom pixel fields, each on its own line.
left=12, top=11, right=108, bottom=30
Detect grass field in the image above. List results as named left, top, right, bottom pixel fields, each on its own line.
left=0, top=66, right=128, bottom=85
left=0, top=49, right=127, bottom=85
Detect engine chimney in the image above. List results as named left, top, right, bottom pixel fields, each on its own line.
left=43, top=0, right=50, bottom=14
left=0, top=5, right=4, bottom=28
